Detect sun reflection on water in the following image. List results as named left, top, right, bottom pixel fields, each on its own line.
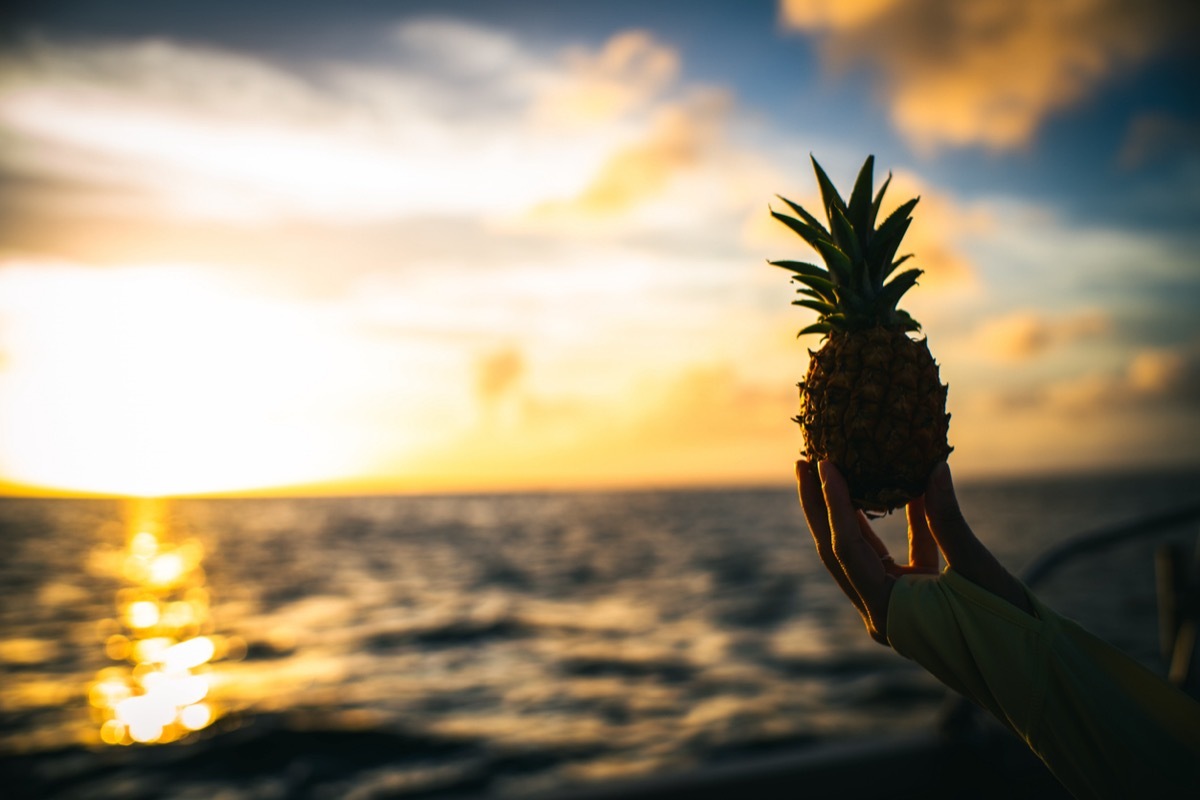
left=89, top=499, right=232, bottom=745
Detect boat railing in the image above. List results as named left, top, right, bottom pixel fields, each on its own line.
left=1019, top=502, right=1200, bottom=590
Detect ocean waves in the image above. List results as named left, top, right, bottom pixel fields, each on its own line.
left=2, top=467, right=1197, bottom=797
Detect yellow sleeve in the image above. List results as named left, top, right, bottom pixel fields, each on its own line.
left=888, top=569, right=1200, bottom=798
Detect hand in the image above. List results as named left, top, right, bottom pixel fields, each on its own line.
left=797, top=459, right=1034, bottom=646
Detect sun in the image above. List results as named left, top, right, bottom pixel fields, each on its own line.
left=0, top=263, right=364, bottom=496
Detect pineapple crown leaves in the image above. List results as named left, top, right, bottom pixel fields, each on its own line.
left=768, top=155, right=923, bottom=337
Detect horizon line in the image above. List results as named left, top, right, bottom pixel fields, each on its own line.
left=3, top=459, right=1199, bottom=502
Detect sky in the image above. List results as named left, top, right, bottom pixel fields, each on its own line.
left=1, top=0, right=1198, bottom=497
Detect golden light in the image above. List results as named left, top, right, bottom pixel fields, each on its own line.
left=159, top=637, right=216, bottom=672
left=116, top=695, right=175, bottom=743
left=161, top=601, right=198, bottom=628
left=88, top=499, right=225, bottom=745
left=141, top=670, right=209, bottom=707
left=0, top=264, right=366, bottom=497
left=126, top=601, right=160, bottom=629
left=131, top=637, right=171, bottom=663
left=148, top=553, right=186, bottom=586
left=180, top=703, right=213, bottom=731
left=89, top=677, right=131, bottom=709
left=131, top=532, right=158, bottom=558
left=104, top=634, right=131, bottom=661
left=99, top=720, right=125, bottom=746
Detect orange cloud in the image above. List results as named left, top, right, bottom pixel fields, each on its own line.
left=529, top=91, right=729, bottom=219
left=779, top=0, right=902, bottom=29
left=888, top=172, right=986, bottom=288
left=949, top=342, right=1200, bottom=475
left=533, top=30, right=679, bottom=127
left=628, top=364, right=792, bottom=446
left=992, top=345, right=1200, bottom=414
left=1127, top=348, right=1200, bottom=401
left=971, top=310, right=1109, bottom=361
left=780, top=0, right=1179, bottom=150
left=476, top=348, right=525, bottom=403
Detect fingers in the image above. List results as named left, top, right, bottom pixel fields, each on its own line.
left=924, top=462, right=1035, bottom=616
left=796, top=460, right=896, bottom=643
left=922, top=462, right=978, bottom=567
left=906, top=496, right=938, bottom=572
left=818, top=461, right=890, bottom=621
left=797, top=461, right=870, bottom=620
left=856, top=511, right=891, bottom=560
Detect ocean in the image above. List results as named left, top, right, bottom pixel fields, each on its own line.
left=2, top=467, right=1198, bottom=799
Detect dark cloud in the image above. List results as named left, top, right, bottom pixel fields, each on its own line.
left=1119, top=113, right=1200, bottom=169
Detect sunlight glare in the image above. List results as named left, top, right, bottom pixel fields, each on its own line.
left=159, top=637, right=216, bottom=672
left=126, top=601, right=160, bottom=630
left=179, top=702, right=213, bottom=731
left=148, top=553, right=186, bottom=586
left=0, top=263, right=366, bottom=496
left=88, top=500, right=225, bottom=746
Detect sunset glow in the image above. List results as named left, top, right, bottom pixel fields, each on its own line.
left=0, top=265, right=368, bottom=495
left=2, top=2, right=1197, bottom=497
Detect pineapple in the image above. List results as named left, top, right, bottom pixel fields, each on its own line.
left=771, top=155, right=950, bottom=514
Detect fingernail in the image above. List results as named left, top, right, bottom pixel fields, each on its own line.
left=817, top=460, right=834, bottom=484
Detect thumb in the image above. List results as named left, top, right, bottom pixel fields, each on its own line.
left=923, top=462, right=978, bottom=565
left=924, top=462, right=1036, bottom=615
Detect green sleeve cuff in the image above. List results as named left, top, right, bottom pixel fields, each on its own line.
left=886, top=568, right=1200, bottom=798
left=887, top=569, right=1047, bottom=735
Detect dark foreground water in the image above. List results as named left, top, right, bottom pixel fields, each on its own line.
left=1, top=467, right=1198, bottom=799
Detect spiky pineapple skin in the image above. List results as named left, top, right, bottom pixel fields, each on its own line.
left=798, top=327, right=951, bottom=514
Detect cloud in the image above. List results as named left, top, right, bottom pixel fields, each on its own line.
left=527, top=91, right=730, bottom=221
left=970, top=310, right=1109, bottom=361
left=533, top=30, right=680, bottom=127
left=629, top=364, right=791, bottom=444
left=887, top=171, right=987, bottom=288
left=1118, top=113, right=1200, bottom=169
left=0, top=36, right=527, bottom=222
left=1127, top=348, right=1200, bottom=402
left=779, top=0, right=902, bottom=29
left=780, top=0, right=1182, bottom=150
left=390, top=18, right=534, bottom=79
left=476, top=348, right=525, bottom=404
left=0, top=27, right=688, bottom=225
left=993, top=344, right=1200, bottom=414
left=0, top=22, right=775, bottom=257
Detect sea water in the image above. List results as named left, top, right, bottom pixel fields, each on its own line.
left=1, top=467, right=1197, bottom=798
